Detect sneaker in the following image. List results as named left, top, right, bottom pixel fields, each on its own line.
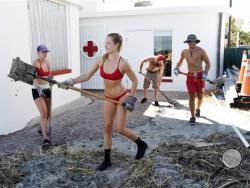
left=154, top=101, right=160, bottom=106
left=189, top=117, right=196, bottom=125
left=195, top=109, right=200, bottom=117
left=140, top=98, right=147, bottom=103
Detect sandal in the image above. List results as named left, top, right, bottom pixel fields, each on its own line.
left=42, top=139, right=51, bottom=149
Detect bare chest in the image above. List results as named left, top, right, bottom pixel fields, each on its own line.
left=185, top=50, right=203, bottom=64
left=148, top=60, right=160, bottom=68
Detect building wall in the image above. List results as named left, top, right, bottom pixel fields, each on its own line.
left=220, top=13, right=227, bottom=75
left=80, top=11, right=224, bottom=91
left=52, top=4, right=82, bottom=110
left=0, top=1, right=81, bottom=135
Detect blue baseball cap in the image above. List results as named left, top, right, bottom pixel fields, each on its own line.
left=37, top=45, right=50, bottom=52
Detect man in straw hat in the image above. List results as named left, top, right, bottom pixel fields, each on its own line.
left=174, top=34, right=211, bottom=125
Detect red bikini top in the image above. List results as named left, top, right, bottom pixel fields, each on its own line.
left=100, top=56, right=124, bottom=80
left=36, top=60, right=51, bottom=77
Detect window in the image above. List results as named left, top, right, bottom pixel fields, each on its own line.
left=247, top=49, right=250, bottom=59
left=154, top=30, right=172, bottom=77
left=134, top=0, right=152, bottom=7
left=27, top=0, right=68, bottom=70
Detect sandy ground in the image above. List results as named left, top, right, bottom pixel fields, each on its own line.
left=1, top=90, right=250, bottom=187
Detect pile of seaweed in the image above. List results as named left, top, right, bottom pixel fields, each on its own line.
left=1, top=133, right=250, bottom=188
left=151, top=133, right=250, bottom=187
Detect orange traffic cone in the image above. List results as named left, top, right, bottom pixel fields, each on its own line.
left=241, top=59, right=250, bottom=96
left=238, top=50, right=247, bottom=84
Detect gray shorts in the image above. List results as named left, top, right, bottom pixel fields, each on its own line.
left=143, top=71, right=159, bottom=89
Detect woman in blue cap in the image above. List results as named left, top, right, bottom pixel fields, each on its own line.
left=32, top=44, right=52, bottom=149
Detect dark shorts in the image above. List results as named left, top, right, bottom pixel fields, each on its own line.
left=32, top=88, right=51, bottom=100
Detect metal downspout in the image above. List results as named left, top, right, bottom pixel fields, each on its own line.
left=217, top=13, right=223, bottom=77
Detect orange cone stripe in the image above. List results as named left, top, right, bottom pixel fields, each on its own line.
left=238, top=59, right=248, bottom=83
left=241, top=61, right=250, bottom=96
left=238, top=52, right=247, bottom=81
left=242, top=59, right=248, bottom=65
left=245, top=70, right=250, bottom=77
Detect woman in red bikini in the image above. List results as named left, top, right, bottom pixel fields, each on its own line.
left=32, top=45, right=52, bottom=148
left=63, top=33, right=148, bottom=171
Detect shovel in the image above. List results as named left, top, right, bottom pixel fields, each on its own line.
left=8, top=57, right=121, bottom=105
left=139, top=71, right=183, bottom=108
left=179, top=71, right=216, bottom=85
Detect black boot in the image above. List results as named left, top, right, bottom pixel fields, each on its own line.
left=140, top=98, right=147, bottom=103
left=135, top=137, right=148, bottom=160
left=96, top=149, right=112, bottom=171
left=42, top=139, right=51, bottom=149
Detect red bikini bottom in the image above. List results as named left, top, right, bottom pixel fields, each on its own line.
left=105, top=90, right=128, bottom=102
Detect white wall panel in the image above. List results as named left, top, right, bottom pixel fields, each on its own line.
left=79, top=24, right=106, bottom=89
left=28, top=0, right=68, bottom=70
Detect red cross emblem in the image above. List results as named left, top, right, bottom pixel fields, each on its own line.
left=82, top=40, right=98, bottom=58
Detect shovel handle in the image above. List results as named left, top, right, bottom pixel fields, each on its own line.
left=67, top=85, right=121, bottom=105
left=139, top=71, right=172, bottom=101
left=179, top=71, right=215, bottom=84
left=35, top=76, right=122, bottom=105
left=179, top=71, right=188, bottom=76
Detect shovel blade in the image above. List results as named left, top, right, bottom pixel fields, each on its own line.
left=8, top=57, right=36, bottom=85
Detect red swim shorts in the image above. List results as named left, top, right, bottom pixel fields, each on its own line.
left=186, top=72, right=205, bottom=94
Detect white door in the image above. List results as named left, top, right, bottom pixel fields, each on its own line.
left=79, top=24, right=106, bottom=89
left=123, top=30, right=153, bottom=89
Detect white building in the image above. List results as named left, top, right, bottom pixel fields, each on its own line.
left=0, top=0, right=231, bottom=135
left=0, top=0, right=82, bottom=134
left=79, top=1, right=231, bottom=91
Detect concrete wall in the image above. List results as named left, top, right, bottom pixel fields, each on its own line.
left=0, top=1, right=81, bottom=135
left=80, top=9, right=226, bottom=91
